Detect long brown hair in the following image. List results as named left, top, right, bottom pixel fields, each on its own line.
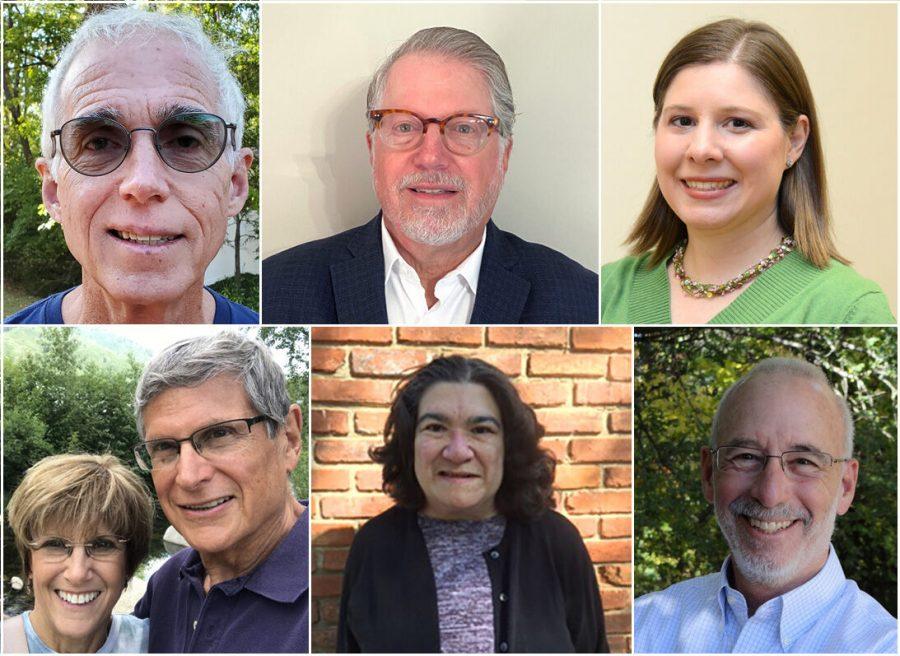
left=628, top=18, right=845, bottom=268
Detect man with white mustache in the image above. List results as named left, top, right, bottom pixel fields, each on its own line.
left=635, top=357, right=896, bottom=653
left=262, top=26, right=598, bottom=324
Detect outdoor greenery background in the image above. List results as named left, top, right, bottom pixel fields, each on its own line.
left=2, top=3, right=259, bottom=313
left=2, top=326, right=309, bottom=605
left=635, top=327, right=898, bottom=615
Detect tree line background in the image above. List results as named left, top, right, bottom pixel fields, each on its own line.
left=3, top=326, right=309, bottom=603
left=3, top=2, right=259, bottom=313
left=635, top=327, right=897, bottom=615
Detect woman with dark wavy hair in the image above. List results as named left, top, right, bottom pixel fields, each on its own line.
left=337, top=356, right=608, bottom=653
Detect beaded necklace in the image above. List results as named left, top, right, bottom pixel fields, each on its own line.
left=672, top=235, right=795, bottom=298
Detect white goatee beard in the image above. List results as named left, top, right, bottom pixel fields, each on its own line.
left=715, top=493, right=839, bottom=588
left=379, top=158, right=506, bottom=247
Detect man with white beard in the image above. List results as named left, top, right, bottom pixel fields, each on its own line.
left=635, top=357, right=897, bottom=653
left=262, top=27, right=598, bottom=324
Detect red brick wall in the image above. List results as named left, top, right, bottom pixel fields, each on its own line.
left=310, top=326, right=633, bottom=652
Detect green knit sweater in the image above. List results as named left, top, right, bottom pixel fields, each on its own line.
left=601, top=250, right=895, bottom=324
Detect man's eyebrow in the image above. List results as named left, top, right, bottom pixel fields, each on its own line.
left=154, top=102, right=208, bottom=123
left=719, top=438, right=760, bottom=448
left=719, top=438, right=825, bottom=453
left=76, top=106, right=123, bottom=122
left=785, top=443, right=825, bottom=453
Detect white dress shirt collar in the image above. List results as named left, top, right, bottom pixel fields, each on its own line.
left=380, top=219, right=486, bottom=325
left=715, top=546, right=847, bottom=651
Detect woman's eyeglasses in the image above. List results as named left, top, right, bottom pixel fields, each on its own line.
left=28, top=535, right=128, bottom=562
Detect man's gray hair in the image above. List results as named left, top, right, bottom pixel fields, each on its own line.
left=41, top=6, right=246, bottom=178
left=134, top=332, right=290, bottom=439
left=366, top=26, right=515, bottom=139
left=710, top=357, right=855, bottom=456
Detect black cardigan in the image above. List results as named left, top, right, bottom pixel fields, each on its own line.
left=337, top=505, right=609, bottom=653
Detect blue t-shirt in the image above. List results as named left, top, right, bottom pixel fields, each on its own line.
left=22, top=611, right=149, bottom=653
left=4, top=287, right=258, bottom=324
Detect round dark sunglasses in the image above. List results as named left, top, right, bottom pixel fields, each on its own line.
left=51, top=112, right=237, bottom=176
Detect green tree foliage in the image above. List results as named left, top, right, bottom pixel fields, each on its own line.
left=3, top=328, right=143, bottom=583
left=4, top=326, right=311, bottom=591
left=2, top=3, right=259, bottom=301
left=635, top=327, right=897, bottom=615
left=260, top=327, right=310, bottom=500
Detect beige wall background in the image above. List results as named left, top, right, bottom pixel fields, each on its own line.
left=602, top=3, right=898, bottom=315
left=261, top=3, right=598, bottom=272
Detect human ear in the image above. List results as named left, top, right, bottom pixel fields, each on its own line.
left=786, top=115, right=810, bottom=168
left=280, top=403, right=304, bottom=474
left=225, top=147, right=254, bottom=216
left=835, top=457, right=858, bottom=515
left=500, top=137, right=513, bottom=175
left=36, top=157, right=61, bottom=222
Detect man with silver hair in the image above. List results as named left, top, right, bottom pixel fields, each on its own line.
left=6, top=7, right=257, bottom=324
left=262, top=26, right=598, bottom=324
left=132, top=331, right=307, bottom=652
left=635, top=357, right=896, bottom=653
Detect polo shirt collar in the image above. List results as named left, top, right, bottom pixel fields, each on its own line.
left=714, top=546, right=845, bottom=651
left=178, top=507, right=310, bottom=604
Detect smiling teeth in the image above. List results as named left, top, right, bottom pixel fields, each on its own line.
left=748, top=517, right=794, bottom=533
left=116, top=230, right=177, bottom=245
left=57, top=590, right=100, bottom=605
left=184, top=497, right=230, bottom=511
left=414, top=188, right=453, bottom=194
left=685, top=180, right=733, bottom=190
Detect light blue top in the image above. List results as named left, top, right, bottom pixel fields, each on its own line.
left=635, top=547, right=897, bottom=653
left=22, top=611, right=149, bottom=653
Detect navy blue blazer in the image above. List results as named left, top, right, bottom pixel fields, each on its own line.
left=262, top=214, right=598, bottom=324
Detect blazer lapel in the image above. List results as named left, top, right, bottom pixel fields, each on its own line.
left=330, top=215, right=389, bottom=324
left=470, top=221, right=531, bottom=323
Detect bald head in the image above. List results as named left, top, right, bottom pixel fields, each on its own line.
left=710, top=358, right=854, bottom=457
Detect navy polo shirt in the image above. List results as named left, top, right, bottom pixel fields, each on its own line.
left=134, top=510, right=309, bottom=653
left=5, top=286, right=259, bottom=324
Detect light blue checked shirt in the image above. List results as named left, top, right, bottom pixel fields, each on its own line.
left=635, top=547, right=897, bottom=653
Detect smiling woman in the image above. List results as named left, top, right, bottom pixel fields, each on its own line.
left=601, top=18, right=895, bottom=325
left=3, top=454, right=154, bottom=653
left=337, top=356, right=608, bottom=653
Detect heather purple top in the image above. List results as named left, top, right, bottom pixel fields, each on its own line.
left=418, top=514, right=507, bottom=653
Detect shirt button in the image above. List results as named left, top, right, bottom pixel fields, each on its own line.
left=499, top=641, right=509, bottom=652
left=490, top=550, right=500, bottom=559
left=499, top=592, right=508, bottom=602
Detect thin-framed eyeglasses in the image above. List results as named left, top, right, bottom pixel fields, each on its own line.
left=712, top=445, right=851, bottom=480
left=51, top=112, right=237, bottom=176
left=133, top=415, right=271, bottom=472
left=27, top=535, right=128, bottom=562
left=368, top=109, right=500, bottom=156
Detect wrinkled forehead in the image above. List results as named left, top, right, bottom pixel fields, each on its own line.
left=60, top=33, right=220, bottom=124
left=717, top=372, right=844, bottom=453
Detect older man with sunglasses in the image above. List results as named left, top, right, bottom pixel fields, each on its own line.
left=635, top=358, right=897, bottom=654
left=132, top=332, right=307, bottom=653
left=5, top=8, right=257, bottom=324
left=262, top=27, right=598, bottom=325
